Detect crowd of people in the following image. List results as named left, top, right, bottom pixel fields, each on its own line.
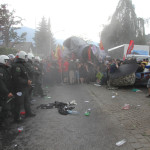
left=42, top=57, right=121, bottom=86
left=1, top=50, right=150, bottom=126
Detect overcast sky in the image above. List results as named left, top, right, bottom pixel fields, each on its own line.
left=1, top=0, right=150, bottom=42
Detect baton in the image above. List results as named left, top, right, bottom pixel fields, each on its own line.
left=7, top=96, right=15, bottom=104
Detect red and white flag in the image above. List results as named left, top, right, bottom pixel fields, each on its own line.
left=99, top=40, right=104, bottom=50
left=126, top=40, right=134, bottom=55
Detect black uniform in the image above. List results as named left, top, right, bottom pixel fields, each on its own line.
left=25, top=59, right=35, bottom=101
left=33, top=61, right=45, bottom=97
left=0, top=63, right=12, bottom=122
left=11, top=58, right=33, bottom=121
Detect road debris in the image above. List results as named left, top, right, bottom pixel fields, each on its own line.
left=116, top=139, right=126, bottom=146
left=112, top=96, right=115, bottom=99
left=37, top=101, right=77, bottom=115
left=84, top=101, right=89, bottom=103
left=18, top=127, right=23, bottom=133
left=122, top=104, right=130, bottom=110
left=94, top=84, right=101, bottom=87
left=132, top=89, right=141, bottom=92
left=67, top=110, right=78, bottom=114
left=84, top=108, right=91, bottom=116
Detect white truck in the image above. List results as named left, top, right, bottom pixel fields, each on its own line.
left=108, top=44, right=150, bottom=60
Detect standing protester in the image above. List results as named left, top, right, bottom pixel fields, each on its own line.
left=79, top=62, right=85, bottom=84
left=63, top=58, right=69, bottom=83
left=84, top=63, right=89, bottom=84
left=11, top=51, right=35, bottom=123
left=146, top=78, right=150, bottom=97
left=68, top=59, right=75, bottom=84
left=0, top=55, right=13, bottom=125
left=75, top=59, right=80, bottom=84
left=107, top=59, right=118, bottom=89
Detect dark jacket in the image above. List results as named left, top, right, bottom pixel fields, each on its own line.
left=33, top=61, right=42, bottom=84
left=0, top=63, right=12, bottom=97
left=11, top=58, right=29, bottom=90
left=25, top=60, right=35, bottom=81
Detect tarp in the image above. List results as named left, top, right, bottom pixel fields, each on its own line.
left=62, top=47, right=70, bottom=58
left=63, top=36, right=89, bottom=52
left=110, top=63, right=138, bottom=79
left=63, top=36, right=106, bottom=61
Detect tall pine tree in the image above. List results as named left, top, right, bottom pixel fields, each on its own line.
left=34, top=17, right=55, bottom=56
left=101, top=0, right=146, bottom=50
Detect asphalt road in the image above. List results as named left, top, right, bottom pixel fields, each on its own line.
left=2, top=84, right=141, bottom=150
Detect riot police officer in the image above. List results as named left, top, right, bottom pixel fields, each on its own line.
left=33, top=56, right=46, bottom=97
left=8, top=54, right=15, bottom=66
left=0, top=55, right=13, bottom=124
left=11, top=51, right=35, bottom=123
left=26, top=53, right=35, bottom=102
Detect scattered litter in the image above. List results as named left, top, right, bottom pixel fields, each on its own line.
left=37, top=101, right=77, bottom=116
left=122, top=104, right=130, bottom=110
left=12, top=144, right=18, bottom=149
left=88, top=108, right=91, bottom=111
left=18, top=127, right=23, bottom=133
left=85, top=108, right=91, bottom=116
left=58, top=105, right=75, bottom=115
left=94, top=84, right=101, bottom=87
left=137, top=105, right=141, bottom=107
left=112, top=91, right=118, bottom=95
left=84, top=101, right=89, bottom=103
left=136, top=90, right=142, bottom=92
left=16, top=92, right=22, bottom=96
left=107, top=87, right=118, bottom=90
left=112, top=96, right=116, bottom=99
left=44, top=96, right=51, bottom=99
left=116, top=139, right=126, bottom=146
left=67, top=100, right=77, bottom=105
left=132, top=89, right=141, bottom=92
left=67, top=110, right=78, bottom=114
left=45, top=86, right=49, bottom=88
left=36, top=103, right=55, bottom=109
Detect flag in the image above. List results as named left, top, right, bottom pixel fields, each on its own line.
left=55, top=45, right=62, bottom=59
left=99, top=40, right=104, bottom=50
left=123, top=54, right=126, bottom=61
left=91, top=45, right=97, bottom=55
left=88, top=46, right=91, bottom=61
left=126, top=40, right=134, bottom=55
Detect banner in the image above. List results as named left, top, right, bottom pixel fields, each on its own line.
left=99, top=40, right=104, bottom=50
left=88, top=46, right=91, bottom=61
left=126, top=40, right=134, bottom=55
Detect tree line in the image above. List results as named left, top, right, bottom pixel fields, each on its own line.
left=0, top=4, right=56, bottom=56
left=0, top=0, right=149, bottom=56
